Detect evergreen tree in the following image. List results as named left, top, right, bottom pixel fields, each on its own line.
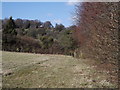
left=3, top=16, right=17, bottom=35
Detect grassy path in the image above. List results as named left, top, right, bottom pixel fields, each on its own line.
left=2, top=51, right=118, bottom=88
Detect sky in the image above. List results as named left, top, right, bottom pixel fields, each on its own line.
left=2, top=2, right=77, bottom=27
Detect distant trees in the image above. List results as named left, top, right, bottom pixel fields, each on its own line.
left=3, top=17, right=17, bottom=51
left=58, top=29, right=77, bottom=55
left=2, top=17, right=78, bottom=55
left=15, top=19, right=23, bottom=28
left=42, top=21, right=53, bottom=29
left=29, top=20, right=42, bottom=28
left=39, top=36, right=54, bottom=49
left=3, top=16, right=17, bottom=35
left=2, top=18, right=9, bottom=29
left=55, top=24, right=65, bottom=31
left=23, top=20, right=30, bottom=29
left=14, top=19, right=43, bottom=29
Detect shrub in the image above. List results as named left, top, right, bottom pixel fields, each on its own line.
left=39, top=36, right=54, bottom=49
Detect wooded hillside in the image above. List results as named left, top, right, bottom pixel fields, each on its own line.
left=2, top=17, right=78, bottom=55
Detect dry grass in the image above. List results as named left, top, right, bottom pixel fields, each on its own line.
left=2, top=51, right=118, bottom=88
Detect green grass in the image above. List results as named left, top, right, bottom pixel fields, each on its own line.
left=2, top=51, right=118, bottom=88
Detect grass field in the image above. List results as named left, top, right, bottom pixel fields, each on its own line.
left=2, top=51, right=118, bottom=88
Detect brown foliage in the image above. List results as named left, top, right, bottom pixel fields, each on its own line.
left=75, top=2, right=119, bottom=64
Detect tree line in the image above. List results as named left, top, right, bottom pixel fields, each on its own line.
left=2, top=16, right=78, bottom=55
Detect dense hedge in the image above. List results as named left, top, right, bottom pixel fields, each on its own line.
left=74, top=2, right=119, bottom=64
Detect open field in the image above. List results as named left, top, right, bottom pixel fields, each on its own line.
left=2, top=51, right=118, bottom=88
